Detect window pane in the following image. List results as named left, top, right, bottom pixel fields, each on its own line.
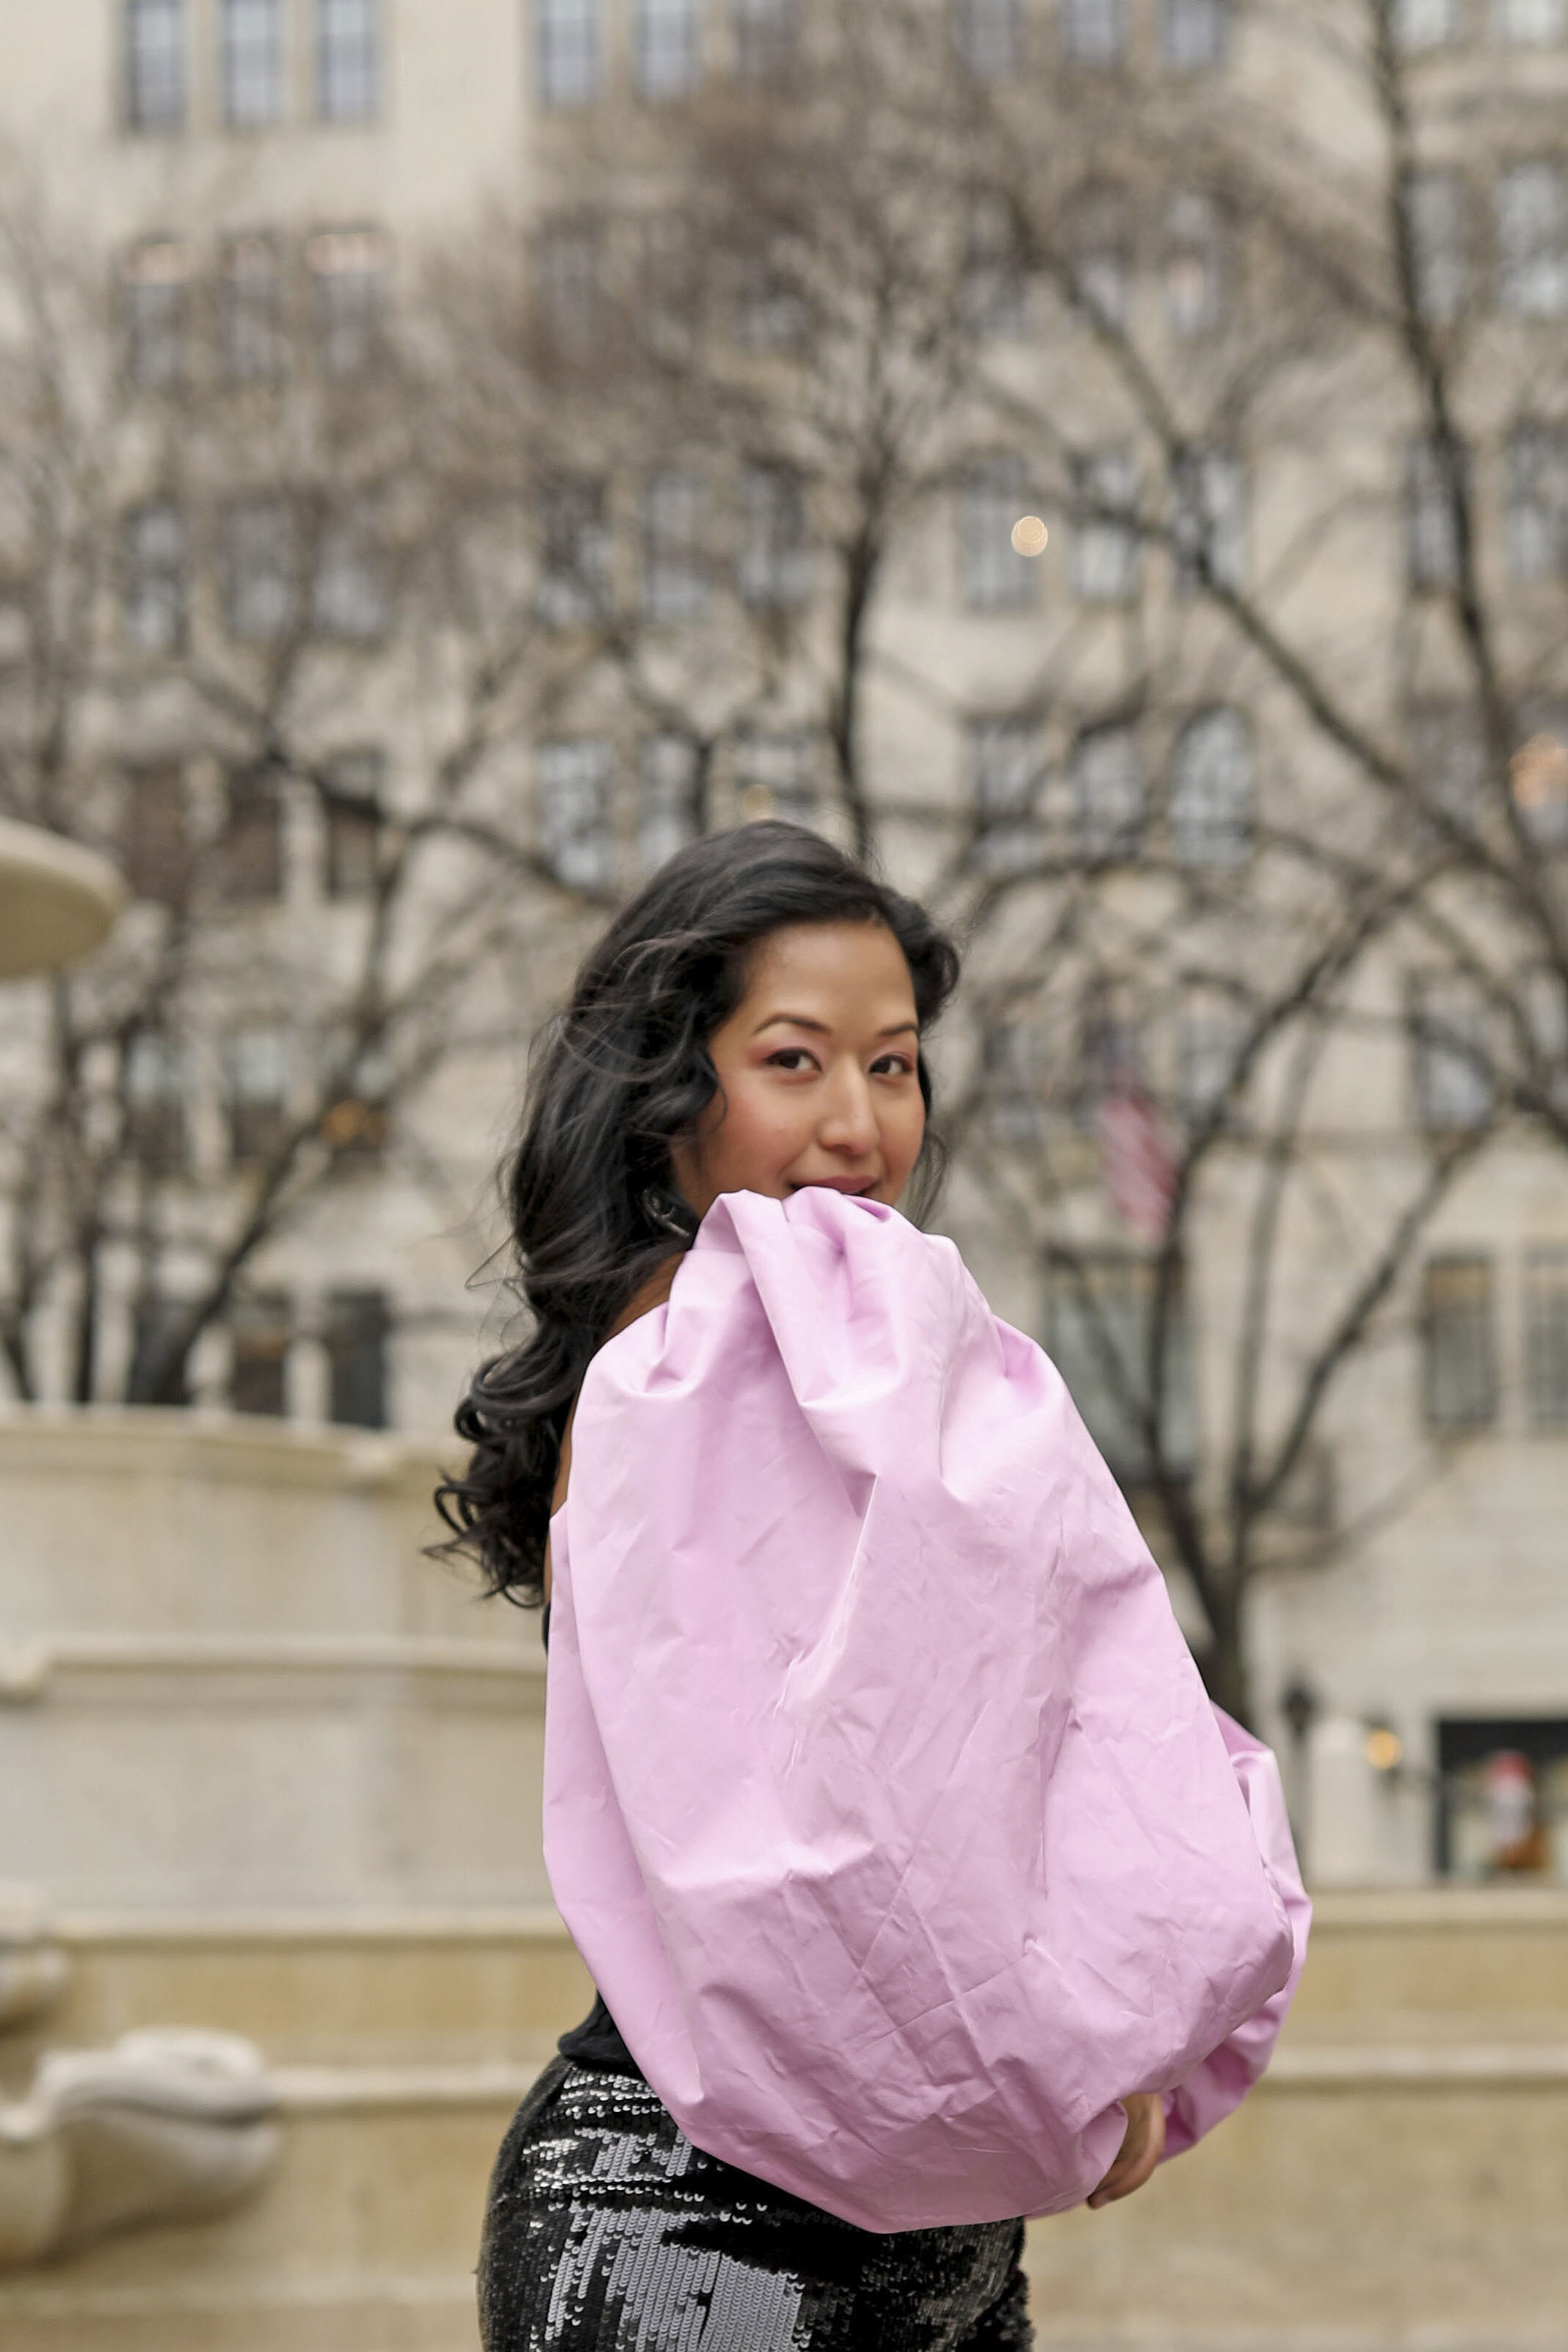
left=962, top=192, right=1027, bottom=339
left=1178, top=990, right=1247, bottom=1124
left=318, top=0, right=378, bottom=120
left=307, top=228, right=386, bottom=375
left=123, top=239, right=189, bottom=387
left=224, top=498, right=296, bottom=639
left=1061, top=0, right=1128, bottom=65
left=1392, top=0, right=1460, bottom=46
left=1506, top=424, right=1568, bottom=584
left=123, top=1031, right=189, bottom=1169
left=1163, top=0, right=1228, bottom=66
left=313, top=505, right=389, bottom=639
left=225, top=1027, right=291, bottom=1161
left=1164, top=189, right=1228, bottom=335
left=123, top=502, right=186, bottom=651
left=1071, top=449, right=1140, bottom=603
left=1065, top=182, right=1132, bottom=327
left=324, top=749, right=384, bottom=896
left=223, top=0, right=286, bottom=126
left=1422, top=1257, right=1498, bottom=1431
left=1495, top=0, right=1567, bottom=41
left=539, top=478, right=610, bottom=625
left=123, top=766, right=189, bottom=903
left=952, top=0, right=1023, bottom=76
left=644, top=470, right=709, bottom=620
left=1075, top=981, right=1143, bottom=1124
left=1498, top=163, right=1568, bottom=319
left=129, top=1293, right=192, bottom=1404
left=1072, top=725, right=1144, bottom=860
left=1169, top=708, right=1252, bottom=865
left=1525, top=965, right=1568, bottom=1108
left=219, top=769, right=285, bottom=901
left=327, top=1288, right=389, bottom=1427
left=639, top=733, right=700, bottom=874
left=1407, top=700, right=1487, bottom=831
left=733, top=253, right=807, bottom=346
left=634, top=0, right=701, bottom=99
left=538, top=0, right=600, bottom=103
left=1172, top=448, right=1246, bottom=595
left=1412, top=976, right=1493, bottom=1128
left=1404, top=169, right=1469, bottom=323
left=231, top=1291, right=291, bottom=1415
left=1525, top=1248, right=1568, bottom=1426
left=732, top=0, right=798, bottom=82
left=737, top=464, right=808, bottom=609
left=981, top=1015, right=1048, bottom=1142
left=538, top=738, right=615, bottom=890
left=1407, top=433, right=1469, bottom=589
left=969, top=716, right=1040, bottom=871
left=126, top=0, right=186, bottom=131
left=736, top=733, right=816, bottom=825
left=221, top=236, right=284, bottom=381
left=959, top=457, right=1036, bottom=610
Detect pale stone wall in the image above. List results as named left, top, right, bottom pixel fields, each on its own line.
left=0, top=1412, right=545, bottom=1912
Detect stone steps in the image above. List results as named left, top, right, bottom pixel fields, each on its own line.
left=1, top=1891, right=1565, bottom=2351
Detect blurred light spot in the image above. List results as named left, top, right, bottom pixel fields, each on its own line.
left=1011, top=515, right=1049, bottom=558
left=1365, top=1726, right=1404, bottom=1774
left=1510, top=733, right=1568, bottom=813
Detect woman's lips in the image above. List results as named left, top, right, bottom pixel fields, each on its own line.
left=789, top=1177, right=877, bottom=1195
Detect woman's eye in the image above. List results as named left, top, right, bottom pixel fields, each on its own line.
left=871, top=1054, right=915, bottom=1078
left=766, top=1048, right=816, bottom=1072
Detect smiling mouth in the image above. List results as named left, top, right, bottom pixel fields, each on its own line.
left=791, top=1178, right=878, bottom=1196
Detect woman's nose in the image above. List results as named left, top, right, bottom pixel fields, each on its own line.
left=817, top=1064, right=879, bottom=1153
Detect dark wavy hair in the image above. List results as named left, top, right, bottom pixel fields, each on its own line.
left=434, top=821, right=961, bottom=1607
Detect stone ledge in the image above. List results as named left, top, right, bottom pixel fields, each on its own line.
left=54, top=1907, right=573, bottom=1945
left=0, top=1407, right=454, bottom=1497
left=1307, top=1885, right=1568, bottom=1928
left=0, top=1636, right=542, bottom=1703
left=1268, top=2039, right=1568, bottom=2086
left=273, top=2061, right=550, bottom=2113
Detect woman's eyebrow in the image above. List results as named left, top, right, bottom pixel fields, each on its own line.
left=752, top=1013, right=919, bottom=1039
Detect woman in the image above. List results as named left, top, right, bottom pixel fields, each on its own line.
left=440, top=824, right=1302, bottom=2351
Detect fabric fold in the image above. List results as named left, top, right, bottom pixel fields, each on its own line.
left=545, top=1187, right=1307, bottom=2233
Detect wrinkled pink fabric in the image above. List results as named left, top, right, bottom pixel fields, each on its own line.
left=544, top=1188, right=1308, bottom=2233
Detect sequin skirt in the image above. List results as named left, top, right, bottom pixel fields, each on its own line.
left=479, top=2058, right=1034, bottom=2351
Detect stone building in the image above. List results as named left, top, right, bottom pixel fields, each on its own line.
left=0, top=0, right=1566, bottom=1899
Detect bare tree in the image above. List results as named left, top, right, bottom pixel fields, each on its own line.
left=0, top=186, right=600, bottom=1409
left=453, top=0, right=1566, bottom=1716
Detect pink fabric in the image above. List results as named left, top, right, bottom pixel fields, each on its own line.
left=544, top=1188, right=1307, bottom=2233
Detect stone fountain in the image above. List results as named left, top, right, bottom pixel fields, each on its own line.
left=0, top=820, right=282, bottom=2270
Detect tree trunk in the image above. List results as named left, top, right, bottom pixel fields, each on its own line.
left=1198, top=1587, right=1252, bottom=1730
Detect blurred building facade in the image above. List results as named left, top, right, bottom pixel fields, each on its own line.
left=0, top=0, right=1564, bottom=1901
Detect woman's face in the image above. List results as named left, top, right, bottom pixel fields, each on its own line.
left=670, top=920, right=926, bottom=1220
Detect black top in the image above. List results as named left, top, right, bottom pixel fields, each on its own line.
left=542, top=1600, right=645, bottom=2077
